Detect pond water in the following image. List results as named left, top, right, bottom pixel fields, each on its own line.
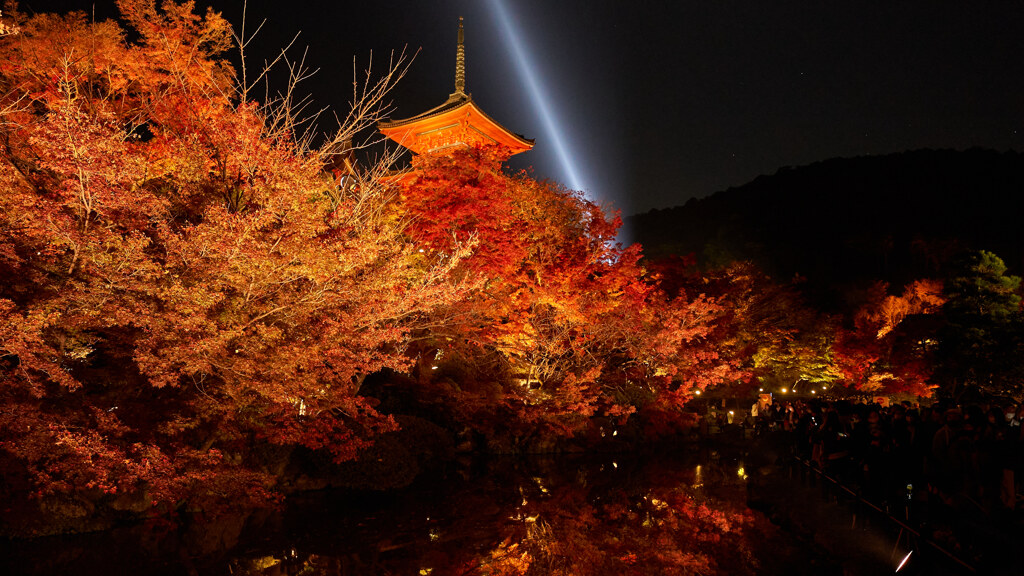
left=2, top=446, right=839, bottom=575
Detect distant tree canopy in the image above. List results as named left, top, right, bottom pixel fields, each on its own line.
left=936, top=250, right=1024, bottom=397
left=831, top=280, right=946, bottom=397
left=630, top=149, right=1024, bottom=400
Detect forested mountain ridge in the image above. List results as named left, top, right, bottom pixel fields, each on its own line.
left=629, top=149, right=1024, bottom=308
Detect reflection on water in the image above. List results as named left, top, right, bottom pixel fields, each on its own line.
left=1, top=448, right=830, bottom=575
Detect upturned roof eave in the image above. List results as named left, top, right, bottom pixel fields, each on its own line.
left=378, top=97, right=534, bottom=150
left=378, top=93, right=472, bottom=129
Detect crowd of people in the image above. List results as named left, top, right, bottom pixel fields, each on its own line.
left=745, top=396, right=1024, bottom=516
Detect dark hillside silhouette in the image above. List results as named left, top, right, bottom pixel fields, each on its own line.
left=629, top=149, right=1024, bottom=309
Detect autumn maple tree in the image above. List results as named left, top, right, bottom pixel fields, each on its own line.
left=400, top=148, right=744, bottom=444
left=657, top=261, right=838, bottom=396
left=830, top=279, right=945, bottom=397
left=0, top=1, right=469, bottom=513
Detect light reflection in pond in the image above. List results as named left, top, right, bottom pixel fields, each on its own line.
left=219, top=451, right=821, bottom=576
left=1, top=450, right=832, bottom=575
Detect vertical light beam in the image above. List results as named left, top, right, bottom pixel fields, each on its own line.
left=485, top=0, right=585, bottom=193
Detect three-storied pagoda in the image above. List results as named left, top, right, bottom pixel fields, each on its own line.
left=378, top=17, right=534, bottom=159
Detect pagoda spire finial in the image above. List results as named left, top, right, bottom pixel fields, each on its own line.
left=454, top=16, right=466, bottom=97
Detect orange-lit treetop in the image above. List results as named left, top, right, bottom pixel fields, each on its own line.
left=378, top=17, right=534, bottom=158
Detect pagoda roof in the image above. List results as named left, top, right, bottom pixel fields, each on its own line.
left=379, top=92, right=474, bottom=130
left=377, top=17, right=533, bottom=157
left=378, top=93, right=534, bottom=155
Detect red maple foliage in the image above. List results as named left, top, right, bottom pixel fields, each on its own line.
left=0, top=1, right=469, bottom=513
left=401, top=148, right=744, bottom=444
left=831, top=279, right=945, bottom=397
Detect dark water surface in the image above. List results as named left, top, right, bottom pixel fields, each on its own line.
left=2, top=447, right=844, bottom=575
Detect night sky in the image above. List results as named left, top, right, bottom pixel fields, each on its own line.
left=17, top=1, right=1024, bottom=216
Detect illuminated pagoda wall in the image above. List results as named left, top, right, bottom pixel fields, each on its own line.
left=378, top=17, right=534, bottom=159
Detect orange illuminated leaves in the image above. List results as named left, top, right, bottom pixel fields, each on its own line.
left=832, top=280, right=945, bottom=396
left=0, top=1, right=471, bottom=510
left=401, top=148, right=745, bottom=439
left=869, top=279, right=944, bottom=338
